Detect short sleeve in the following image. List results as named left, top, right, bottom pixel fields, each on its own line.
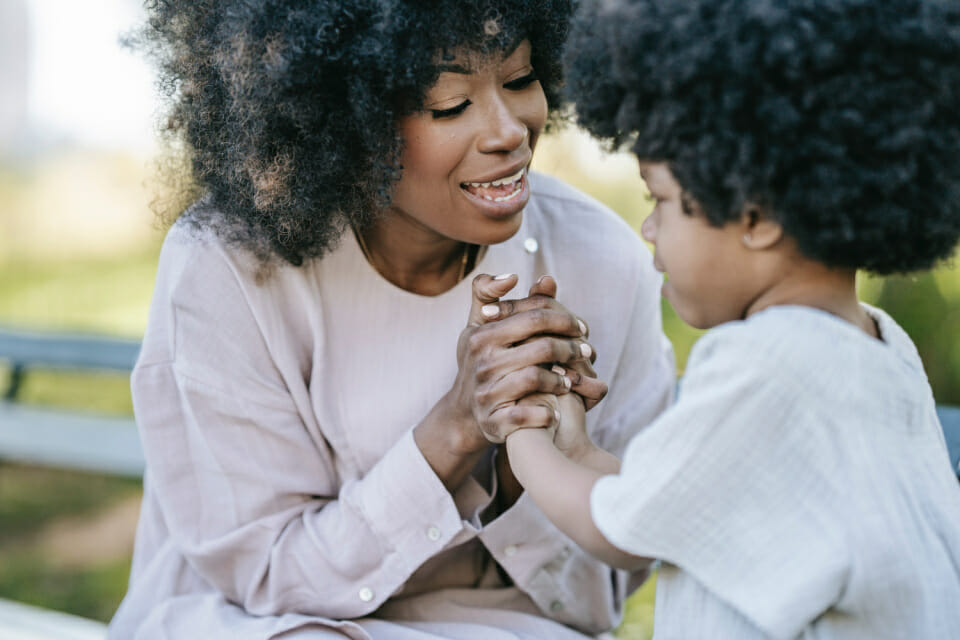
left=591, top=325, right=851, bottom=640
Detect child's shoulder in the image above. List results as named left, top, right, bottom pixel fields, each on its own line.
left=688, top=304, right=922, bottom=390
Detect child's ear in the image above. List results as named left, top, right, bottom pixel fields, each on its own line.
left=739, top=203, right=783, bottom=250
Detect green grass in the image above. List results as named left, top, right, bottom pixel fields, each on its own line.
left=0, top=550, right=132, bottom=622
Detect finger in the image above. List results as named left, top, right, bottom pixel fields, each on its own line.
left=498, top=335, right=594, bottom=370
left=486, top=393, right=560, bottom=442
left=478, top=364, right=572, bottom=407
left=475, top=307, right=587, bottom=347
left=485, top=294, right=589, bottom=338
left=567, top=369, right=609, bottom=411
left=468, top=273, right=518, bottom=326
left=528, top=274, right=558, bottom=298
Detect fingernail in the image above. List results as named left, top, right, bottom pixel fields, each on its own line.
left=494, top=273, right=514, bottom=281
left=580, top=343, right=592, bottom=358
left=551, top=365, right=565, bottom=376
left=481, top=304, right=499, bottom=318
left=577, top=319, right=587, bottom=335
left=554, top=409, right=561, bottom=422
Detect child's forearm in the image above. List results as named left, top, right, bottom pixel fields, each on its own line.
left=505, top=428, right=651, bottom=571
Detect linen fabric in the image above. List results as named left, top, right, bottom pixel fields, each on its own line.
left=109, top=172, right=676, bottom=639
left=592, top=305, right=960, bottom=640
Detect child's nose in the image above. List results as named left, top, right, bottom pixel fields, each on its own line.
left=640, top=213, right=657, bottom=244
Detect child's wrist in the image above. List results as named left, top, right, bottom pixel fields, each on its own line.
left=564, top=438, right=601, bottom=464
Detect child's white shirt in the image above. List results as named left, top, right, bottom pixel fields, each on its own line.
left=592, top=304, right=960, bottom=640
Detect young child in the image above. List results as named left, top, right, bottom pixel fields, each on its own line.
left=504, top=0, right=960, bottom=638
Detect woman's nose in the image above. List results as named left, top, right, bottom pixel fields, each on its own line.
left=477, top=98, right=528, bottom=153
left=640, top=212, right=657, bottom=244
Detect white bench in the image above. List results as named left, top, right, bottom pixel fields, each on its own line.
left=0, top=326, right=144, bottom=639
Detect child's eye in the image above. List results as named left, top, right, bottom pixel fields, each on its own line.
left=504, top=72, right=538, bottom=91
left=431, top=100, right=471, bottom=119
left=643, top=192, right=660, bottom=206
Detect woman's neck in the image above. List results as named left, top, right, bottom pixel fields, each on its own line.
left=356, top=216, right=473, bottom=296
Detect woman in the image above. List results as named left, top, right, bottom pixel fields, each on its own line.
left=111, top=1, right=675, bottom=638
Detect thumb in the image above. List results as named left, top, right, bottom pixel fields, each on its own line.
left=528, top=274, right=558, bottom=298
left=468, top=273, right=518, bottom=326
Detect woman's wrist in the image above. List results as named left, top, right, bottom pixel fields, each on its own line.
left=413, top=392, right=489, bottom=491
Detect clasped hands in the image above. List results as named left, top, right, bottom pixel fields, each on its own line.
left=415, top=272, right=608, bottom=493
left=452, top=273, right=607, bottom=458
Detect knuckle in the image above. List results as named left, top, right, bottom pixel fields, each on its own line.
left=521, top=367, right=543, bottom=389
left=475, top=385, right=495, bottom=407
left=474, top=359, right=496, bottom=383
left=535, top=339, right=557, bottom=362
left=527, top=308, right=549, bottom=327
left=528, top=295, right=553, bottom=310
left=466, top=331, right=488, bottom=355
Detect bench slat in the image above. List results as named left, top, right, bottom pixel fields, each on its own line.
left=0, top=598, right=106, bottom=640
left=0, top=403, right=143, bottom=477
left=0, top=328, right=140, bottom=372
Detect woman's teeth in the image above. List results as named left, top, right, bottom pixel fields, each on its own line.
left=463, top=169, right=525, bottom=202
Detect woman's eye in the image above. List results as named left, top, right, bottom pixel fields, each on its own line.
left=430, top=100, right=471, bottom=119
left=504, top=72, right=538, bottom=91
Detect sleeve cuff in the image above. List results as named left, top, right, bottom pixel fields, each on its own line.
left=348, top=427, right=468, bottom=575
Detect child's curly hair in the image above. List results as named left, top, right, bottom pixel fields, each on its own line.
left=138, top=0, right=573, bottom=265
left=566, top=0, right=960, bottom=274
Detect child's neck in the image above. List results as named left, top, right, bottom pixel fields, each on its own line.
left=747, top=263, right=879, bottom=339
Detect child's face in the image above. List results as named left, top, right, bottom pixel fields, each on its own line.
left=638, top=162, right=759, bottom=329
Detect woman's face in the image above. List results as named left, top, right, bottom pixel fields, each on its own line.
left=388, top=39, right=547, bottom=246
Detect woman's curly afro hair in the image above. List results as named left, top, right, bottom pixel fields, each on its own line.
left=139, top=0, right=573, bottom=265
left=566, top=0, right=960, bottom=274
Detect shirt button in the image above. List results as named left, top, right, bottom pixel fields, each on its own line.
left=426, top=526, right=441, bottom=541
left=504, top=544, right=518, bottom=557
left=550, top=600, right=564, bottom=612
left=358, top=587, right=374, bottom=602
left=523, top=237, right=539, bottom=253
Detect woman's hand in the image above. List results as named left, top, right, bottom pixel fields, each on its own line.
left=414, top=273, right=595, bottom=490
left=454, top=273, right=598, bottom=445
left=493, top=275, right=609, bottom=411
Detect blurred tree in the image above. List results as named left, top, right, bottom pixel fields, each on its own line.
left=876, top=272, right=960, bottom=405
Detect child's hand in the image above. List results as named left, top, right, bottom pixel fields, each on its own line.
left=551, top=388, right=596, bottom=462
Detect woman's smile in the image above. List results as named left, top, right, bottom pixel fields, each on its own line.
left=460, top=166, right=530, bottom=218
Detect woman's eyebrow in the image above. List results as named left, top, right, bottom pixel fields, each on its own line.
left=436, top=63, right=473, bottom=74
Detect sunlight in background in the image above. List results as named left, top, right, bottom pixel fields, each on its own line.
left=27, top=0, right=155, bottom=153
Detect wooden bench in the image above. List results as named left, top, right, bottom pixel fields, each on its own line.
left=1, top=325, right=959, bottom=640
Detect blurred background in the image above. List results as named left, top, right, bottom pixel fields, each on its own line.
left=0, top=1, right=957, bottom=638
